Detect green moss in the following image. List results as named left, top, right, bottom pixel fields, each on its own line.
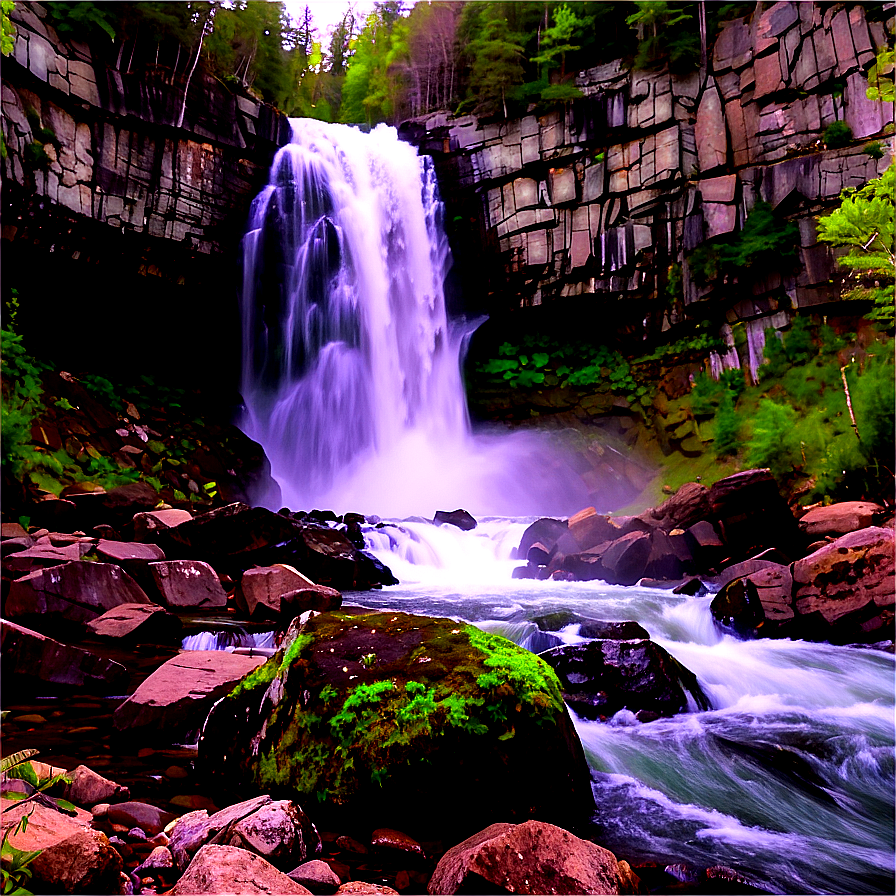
left=217, top=612, right=569, bottom=806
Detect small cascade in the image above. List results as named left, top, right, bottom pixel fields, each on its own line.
left=181, top=630, right=278, bottom=653
left=239, top=120, right=590, bottom=517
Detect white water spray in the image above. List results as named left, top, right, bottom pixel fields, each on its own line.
left=240, top=120, right=589, bottom=517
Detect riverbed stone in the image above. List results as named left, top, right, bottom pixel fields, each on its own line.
left=113, top=650, right=266, bottom=739
left=0, top=797, right=123, bottom=895
left=792, top=526, right=895, bottom=641
left=169, top=844, right=313, bottom=895
left=106, top=801, right=176, bottom=837
left=199, top=611, right=595, bottom=840
left=427, top=820, right=638, bottom=895
left=4, top=560, right=152, bottom=633
left=568, top=507, right=621, bottom=551
left=133, top=508, right=194, bottom=541
left=540, top=639, right=706, bottom=720
left=797, top=501, right=884, bottom=539
left=288, top=859, right=341, bottom=893
left=433, top=509, right=477, bottom=531
left=0, top=619, right=128, bottom=691
left=85, top=602, right=181, bottom=643
left=149, top=559, right=228, bottom=609
left=63, top=764, right=130, bottom=807
left=236, top=563, right=317, bottom=618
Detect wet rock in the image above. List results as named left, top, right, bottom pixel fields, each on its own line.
left=86, top=602, right=181, bottom=643
left=169, top=844, right=313, bottom=894
left=568, top=507, right=620, bottom=551
left=517, top=517, right=568, bottom=559
left=149, top=559, right=228, bottom=610
left=797, top=501, right=885, bottom=539
left=5, top=560, right=152, bottom=633
left=155, top=503, right=393, bottom=590
left=0, top=620, right=128, bottom=691
left=107, top=802, right=176, bottom=837
left=427, top=820, right=639, bottom=895
left=596, top=530, right=651, bottom=585
left=792, top=526, right=895, bottom=642
left=281, top=585, right=343, bottom=617
left=540, top=639, right=706, bottom=720
left=433, top=509, right=477, bottom=531
left=64, top=764, right=130, bottom=807
left=709, top=470, right=800, bottom=561
left=199, top=611, right=595, bottom=840
left=0, top=797, right=123, bottom=894
left=95, top=539, right=166, bottom=575
left=113, top=651, right=266, bottom=739
left=644, top=481, right=711, bottom=532
left=337, top=884, right=398, bottom=895
left=235, top=564, right=317, bottom=618
left=288, top=859, right=342, bottom=894
left=132, top=508, right=193, bottom=541
left=370, top=828, right=425, bottom=858
left=578, top=620, right=651, bottom=641
left=225, top=799, right=321, bottom=870
left=2, top=542, right=91, bottom=577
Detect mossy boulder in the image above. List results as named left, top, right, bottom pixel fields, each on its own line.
left=198, top=610, right=595, bottom=840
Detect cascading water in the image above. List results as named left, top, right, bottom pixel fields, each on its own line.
left=240, top=120, right=589, bottom=517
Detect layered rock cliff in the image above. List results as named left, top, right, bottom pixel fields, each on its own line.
left=1, top=2, right=288, bottom=390
left=403, top=2, right=893, bottom=377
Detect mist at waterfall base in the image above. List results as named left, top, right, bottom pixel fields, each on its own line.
left=239, top=120, right=593, bottom=517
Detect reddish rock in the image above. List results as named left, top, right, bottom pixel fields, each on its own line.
left=568, top=507, right=621, bottom=551
left=798, top=502, right=884, bottom=539
left=85, top=602, right=181, bottom=643
left=63, top=764, right=130, bottom=807
left=169, top=844, right=313, bottom=894
left=281, top=585, right=342, bottom=616
left=337, top=884, right=398, bottom=896
left=370, top=828, right=425, bottom=858
left=96, top=539, right=166, bottom=573
left=0, top=797, right=123, bottom=894
left=113, top=651, right=266, bottom=738
left=288, top=859, right=341, bottom=894
left=792, top=527, right=895, bottom=639
left=2, top=542, right=90, bottom=576
left=149, top=559, right=228, bottom=609
left=224, top=799, right=321, bottom=870
left=1, top=522, right=29, bottom=538
left=132, top=508, right=193, bottom=541
left=0, top=620, right=128, bottom=691
left=5, top=560, right=152, bottom=631
left=597, top=530, right=651, bottom=586
left=516, top=518, right=568, bottom=559
left=106, top=802, right=176, bottom=837
left=236, top=564, right=318, bottom=619
left=645, top=481, right=711, bottom=532
left=427, top=820, right=637, bottom=895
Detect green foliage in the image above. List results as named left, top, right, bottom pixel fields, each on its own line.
left=465, top=10, right=526, bottom=117
left=866, top=47, right=895, bottom=103
left=688, top=201, right=800, bottom=285
left=626, top=1, right=700, bottom=71
left=816, top=163, right=895, bottom=325
left=823, top=120, right=854, bottom=149
left=863, top=141, right=886, bottom=160
left=1, top=0, right=16, bottom=56
left=43, top=1, right=117, bottom=41
left=713, top=391, right=741, bottom=457
left=744, top=398, right=800, bottom=479
left=1, top=750, right=75, bottom=896
left=530, top=2, right=593, bottom=90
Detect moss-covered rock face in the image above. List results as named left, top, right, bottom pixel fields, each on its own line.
left=199, top=610, right=595, bottom=840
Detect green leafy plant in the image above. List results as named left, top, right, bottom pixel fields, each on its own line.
left=823, top=120, right=854, bottom=149
left=1, top=750, right=75, bottom=896
left=865, top=48, right=895, bottom=103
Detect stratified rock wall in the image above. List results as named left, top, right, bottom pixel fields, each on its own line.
left=404, top=2, right=893, bottom=365
left=0, top=2, right=289, bottom=389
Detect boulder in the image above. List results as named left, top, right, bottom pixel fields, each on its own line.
left=149, top=559, right=228, bottom=610
left=154, top=503, right=394, bottom=590
left=85, top=602, right=181, bottom=643
left=578, top=620, right=651, bottom=641
left=113, top=650, right=267, bottom=739
left=641, top=530, right=695, bottom=581
left=199, top=611, right=595, bottom=840
left=132, top=508, right=193, bottom=541
left=540, top=639, right=707, bottom=720
left=63, top=764, right=130, bottom=807
left=2, top=542, right=91, bottom=577
left=427, top=820, right=638, bottom=895
left=370, top=828, right=425, bottom=858
left=597, top=531, right=651, bottom=585
left=708, top=470, right=800, bottom=561
left=433, top=509, right=477, bottom=531
left=568, top=507, right=620, bottom=551
left=281, top=586, right=343, bottom=616
left=106, top=801, right=176, bottom=837
left=644, top=481, right=711, bottom=532
left=0, top=797, right=122, bottom=894
left=4, top=560, right=151, bottom=633
left=168, top=844, right=313, bottom=895
left=95, top=539, right=166, bottom=575
left=235, top=564, right=318, bottom=618
left=792, top=527, right=895, bottom=642
left=517, top=517, right=568, bottom=559
left=288, top=859, right=341, bottom=894
left=0, top=620, right=128, bottom=691
left=797, top=502, right=884, bottom=539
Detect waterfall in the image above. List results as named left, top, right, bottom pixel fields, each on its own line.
left=239, top=120, right=590, bottom=518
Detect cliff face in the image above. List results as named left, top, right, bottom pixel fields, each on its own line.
left=403, top=2, right=892, bottom=375
left=1, top=2, right=289, bottom=390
